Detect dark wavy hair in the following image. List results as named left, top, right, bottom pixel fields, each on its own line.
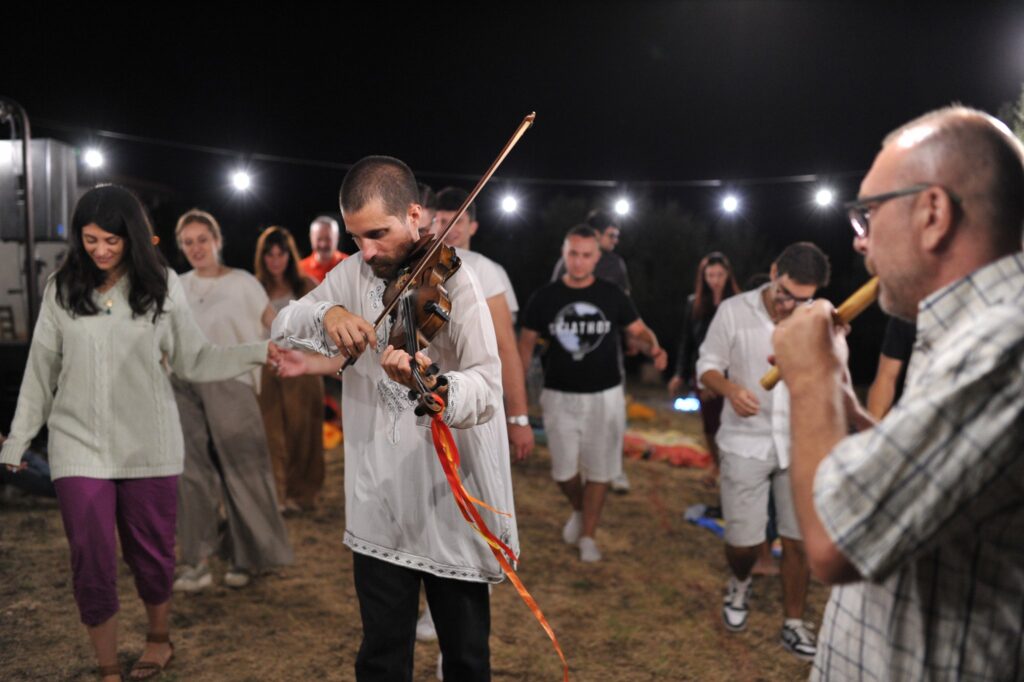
left=55, top=185, right=168, bottom=320
left=692, top=251, right=741, bottom=320
left=254, top=225, right=310, bottom=299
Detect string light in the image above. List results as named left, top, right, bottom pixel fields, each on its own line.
left=501, top=195, right=518, bottom=213
left=83, top=148, right=104, bottom=169
left=614, top=197, right=631, bottom=216
left=814, top=187, right=834, bottom=207
left=37, top=120, right=865, bottom=191
left=231, top=170, right=251, bottom=191
left=721, top=194, right=739, bottom=213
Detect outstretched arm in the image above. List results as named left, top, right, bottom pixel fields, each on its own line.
left=518, top=328, right=540, bottom=384
left=624, top=319, right=668, bottom=370
left=274, top=348, right=345, bottom=377
left=487, top=294, right=534, bottom=462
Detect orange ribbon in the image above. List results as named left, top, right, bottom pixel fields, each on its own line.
left=429, top=396, right=569, bottom=681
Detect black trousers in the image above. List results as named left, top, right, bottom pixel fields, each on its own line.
left=352, top=552, right=491, bottom=682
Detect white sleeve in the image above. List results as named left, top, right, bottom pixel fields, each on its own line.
left=496, top=264, right=518, bottom=315
left=695, top=303, right=732, bottom=388
left=0, top=283, right=62, bottom=466
left=166, top=275, right=267, bottom=381
left=270, top=264, right=350, bottom=356
left=439, top=268, right=503, bottom=429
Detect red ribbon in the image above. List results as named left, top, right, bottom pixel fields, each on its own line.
left=429, top=396, right=569, bottom=681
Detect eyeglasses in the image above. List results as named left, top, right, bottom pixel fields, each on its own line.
left=774, top=281, right=814, bottom=305
left=844, top=183, right=962, bottom=238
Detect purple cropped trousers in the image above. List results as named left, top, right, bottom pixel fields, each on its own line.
left=53, top=476, right=177, bottom=626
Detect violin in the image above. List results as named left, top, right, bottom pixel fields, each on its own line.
left=385, top=235, right=462, bottom=415
left=339, top=112, right=536, bottom=415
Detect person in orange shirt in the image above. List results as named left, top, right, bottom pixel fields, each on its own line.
left=299, top=216, right=347, bottom=283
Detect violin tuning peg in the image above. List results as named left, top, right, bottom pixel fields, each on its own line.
left=426, top=363, right=440, bottom=376
left=408, top=389, right=420, bottom=401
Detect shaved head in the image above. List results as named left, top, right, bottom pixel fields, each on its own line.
left=339, top=155, right=419, bottom=220
left=883, top=106, right=1024, bottom=249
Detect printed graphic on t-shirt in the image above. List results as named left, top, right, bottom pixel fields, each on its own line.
left=549, top=302, right=613, bottom=360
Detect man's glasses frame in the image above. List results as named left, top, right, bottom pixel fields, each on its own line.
left=844, top=184, right=962, bottom=238
left=774, top=280, right=814, bottom=305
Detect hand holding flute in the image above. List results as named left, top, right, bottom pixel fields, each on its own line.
left=761, top=278, right=879, bottom=390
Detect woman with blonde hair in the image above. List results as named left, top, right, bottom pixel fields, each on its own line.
left=2, top=186, right=273, bottom=680
left=171, top=209, right=293, bottom=593
left=254, top=225, right=324, bottom=513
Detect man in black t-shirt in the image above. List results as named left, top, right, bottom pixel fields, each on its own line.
left=550, top=211, right=631, bottom=294
left=519, top=225, right=666, bottom=562
left=866, top=316, right=916, bottom=419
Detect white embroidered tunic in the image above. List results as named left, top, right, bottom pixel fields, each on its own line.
left=271, top=254, right=519, bottom=582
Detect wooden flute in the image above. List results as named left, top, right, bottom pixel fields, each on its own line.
left=759, top=277, right=880, bottom=390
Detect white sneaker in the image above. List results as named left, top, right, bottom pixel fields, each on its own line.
left=722, top=576, right=751, bottom=632
left=561, top=511, right=582, bottom=545
left=173, top=563, right=212, bottom=592
left=781, top=619, right=817, bottom=660
left=578, top=536, right=602, bottom=562
left=223, top=567, right=251, bottom=588
left=416, top=607, right=438, bottom=642
left=610, top=471, right=630, bottom=493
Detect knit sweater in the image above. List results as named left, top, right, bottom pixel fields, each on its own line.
left=1, top=270, right=268, bottom=480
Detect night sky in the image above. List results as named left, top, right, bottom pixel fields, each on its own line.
left=6, top=2, right=1024, bottom=377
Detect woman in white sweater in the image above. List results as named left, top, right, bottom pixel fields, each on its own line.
left=170, top=210, right=293, bottom=593
left=1, top=185, right=272, bottom=681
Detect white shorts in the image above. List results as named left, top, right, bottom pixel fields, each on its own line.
left=718, top=446, right=801, bottom=546
left=540, top=385, right=626, bottom=483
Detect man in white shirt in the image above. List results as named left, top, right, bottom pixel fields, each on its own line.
left=271, top=156, right=517, bottom=681
left=696, top=242, right=830, bottom=659
left=432, top=186, right=534, bottom=461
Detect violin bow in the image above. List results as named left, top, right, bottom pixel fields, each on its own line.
left=340, top=112, right=536, bottom=370
left=759, top=277, right=879, bottom=390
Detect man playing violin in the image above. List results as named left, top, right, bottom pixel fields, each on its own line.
left=432, top=186, right=534, bottom=462
left=772, top=106, right=1024, bottom=680
left=271, top=155, right=517, bottom=681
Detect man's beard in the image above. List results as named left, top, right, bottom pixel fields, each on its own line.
left=367, top=241, right=414, bottom=281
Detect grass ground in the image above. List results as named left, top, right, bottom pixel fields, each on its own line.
left=0, top=386, right=826, bottom=681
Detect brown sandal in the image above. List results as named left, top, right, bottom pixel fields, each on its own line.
left=97, top=663, right=123, bottom=680
left=128, top=633, right=174, bottom=680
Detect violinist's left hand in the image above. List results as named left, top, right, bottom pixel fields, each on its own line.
left=381, top=345, right=436, bottom=392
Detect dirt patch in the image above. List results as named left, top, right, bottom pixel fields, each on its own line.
left=0, top=391, right=826, bottom=680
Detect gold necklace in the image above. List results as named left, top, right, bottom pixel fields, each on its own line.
left=97, top=272, right=124, bottom=315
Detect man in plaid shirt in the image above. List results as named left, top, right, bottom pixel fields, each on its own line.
left=772, top=106, right=1024, bottom=680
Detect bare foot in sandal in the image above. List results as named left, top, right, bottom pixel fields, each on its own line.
left=129, top=633, right=174, bottom=680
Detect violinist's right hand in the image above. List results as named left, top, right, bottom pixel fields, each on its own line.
left=323, top=305, right=377, bottom=359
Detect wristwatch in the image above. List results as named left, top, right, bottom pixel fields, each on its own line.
left=506, top=415, right=530, bottom=427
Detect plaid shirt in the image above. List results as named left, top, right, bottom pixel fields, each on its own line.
left=812, top=253, right=1024, bottom=681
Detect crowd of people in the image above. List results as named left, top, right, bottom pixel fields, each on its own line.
left=2, top=104, right=1023, bottom=681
